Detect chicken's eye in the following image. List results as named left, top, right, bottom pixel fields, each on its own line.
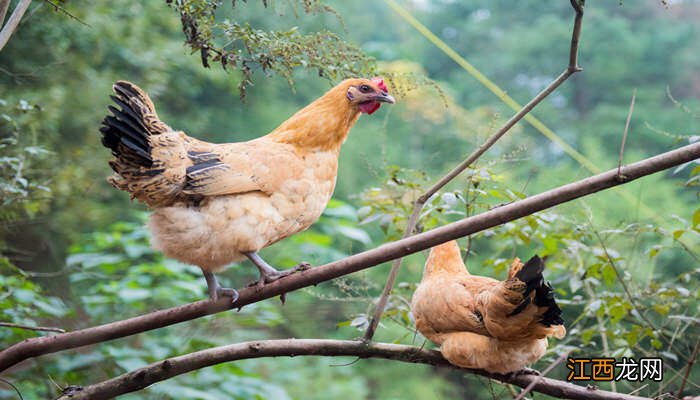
left=359, top=84, right=372, bottom=93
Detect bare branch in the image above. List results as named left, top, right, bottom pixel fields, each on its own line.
left=0, top=377, right=23, bottom=400
left=0, top=0, right=31, bottom=52
left=1, top=142, right=697, bottom=373
left=618, top=89, right=636, bottom=177
left=362, top=0, right=585, bottom=340
left=0, top=0, right=10, bottom=25
left=54, top=339, right=648, bottom=400
left=0, top=322, right=65, bottom=333
left=677, top=337, right=700, bottom=398
left=41, top=0, right=90, bottom=27
left=514, top=352, right=570, bottom=400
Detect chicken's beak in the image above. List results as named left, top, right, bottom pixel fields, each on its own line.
left=374, top=92, right=395, bottom=104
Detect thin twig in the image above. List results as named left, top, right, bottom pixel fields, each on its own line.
left=584, top=280, right=616, bottom=392
left=0, top=0, right=31, bottom=51
left=0, top=322, right=66, bottom=333
left=588, top=224, right=665, bottom=340
left=1, top=141, right=699, bottom=373
left=0, top=377, right=23, bottom=400
left=41, top=0, right=90, bottom=27
left=0, top=0, right=10, bottom=25
left=362, top=0, right=585, bottom=341
left=618, top=89, right=636, bottom=178
left=513, top=352, right=570, bottom=400
left=54, top=339, right=647, bottom=400
left=627, top=384, right=648, bottom=396
left=677, top=337, right=700, bottom=398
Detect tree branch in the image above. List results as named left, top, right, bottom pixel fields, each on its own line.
left=363, top=0, right=585, bottom=340
left=514, top=351, right=570, bottom=400
left=0, top=0, right=11, bottom=26
left=55, top=339, right=648, bottom=400
left=0, top=0, right=31, bottom=52
left=617, top=89, right=636, bottom=177
left=677, top=336, right=700, bottom=398
left=0, top=322, right=65, bottom=333
left=1, top=141, right=698, bottom=373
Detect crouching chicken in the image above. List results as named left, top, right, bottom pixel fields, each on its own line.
left=100, top=78, right=394, bottom=302
left=411, top=240, right=565, bottom=374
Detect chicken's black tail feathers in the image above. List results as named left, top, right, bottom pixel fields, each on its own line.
left=509, top=255, right=564, bottom=327
left=515, top=255, right=545, bottom=293
left=100, top=81, right=168, bottom=169
left=534, top=280, right=564, bottom=326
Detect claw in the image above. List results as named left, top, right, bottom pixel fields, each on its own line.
left=244, top=252, right=311, bottom=290
left=203, top=270, right=238, bottom=304
left=511, top=367, right=540, bottom=377
left=295, top=261, right=311, bottom=271
left=216, top=287, right=240, bottom=304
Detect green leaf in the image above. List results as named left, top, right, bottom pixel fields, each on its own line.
left=581, top=327, right=597, bottom=343
left=692, top=208, right=700, bottom=228
left=648, top=245, right=662, bottom=259
left=542, top=236, right=558, bottom=255
left=652, top=303, right=670, bottom=316
left=609, top=302, right=628, bottom=323
left=624, top=329, right=639, bottom=346
left=602, top=263, right=617, bottom=286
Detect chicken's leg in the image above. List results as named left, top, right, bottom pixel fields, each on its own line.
left=203, top=270, right=239, bottom=303
left=243, top=251, right=309, bottom=289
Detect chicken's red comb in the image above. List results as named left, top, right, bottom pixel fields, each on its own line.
left=372, top=77, right=388, bottom=92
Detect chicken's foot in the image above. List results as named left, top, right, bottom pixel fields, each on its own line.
left=510, top=367, right=541, bottom=377
left=244, top=251, right=310, bottom=290
left=203, top=270, right=239, bottom=303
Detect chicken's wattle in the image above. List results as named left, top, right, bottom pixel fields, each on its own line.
left=359, top=101, right=381, bottom=114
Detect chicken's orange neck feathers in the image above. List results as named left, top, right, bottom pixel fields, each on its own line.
left=424, top=240, right=470, bottom=277
left=268, top=81, right=362, bottom=151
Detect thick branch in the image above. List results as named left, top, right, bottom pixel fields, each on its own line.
left=56, top=339, right=647, bottom=400
left=363, top=0, right=584, bottom=340
left=0, top=0, right=31, bottom=52
left=1, top=142, right=698, bottom=373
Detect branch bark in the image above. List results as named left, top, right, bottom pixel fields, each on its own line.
left=0, top=0, right=11, bottom=26
left=363, top=0, right=585, bottom=340
left=0, top=0, right=31, bottom=52
left=55, top=339, right=648, bottom=400
left=1, top=141, right=698, bottom=373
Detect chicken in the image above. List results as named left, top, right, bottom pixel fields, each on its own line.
left=100, top=78, right=395, bottom=302
left=411, top=240, right=565, bottom=374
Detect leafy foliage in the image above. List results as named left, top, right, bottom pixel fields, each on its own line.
left=0, top=99, right=51, bottom=221
left=169, top=0, right=376, bottom=97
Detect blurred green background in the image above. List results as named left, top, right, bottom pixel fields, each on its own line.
left=1, top=0, right=698, bottom=398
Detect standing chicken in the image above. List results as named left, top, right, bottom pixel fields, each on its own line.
left=411, top=241, right=565, bottom=374
left=100, top=78, right=394, bottom=302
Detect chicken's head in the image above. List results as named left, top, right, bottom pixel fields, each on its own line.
left=346, top=77, right=395, bottom=115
